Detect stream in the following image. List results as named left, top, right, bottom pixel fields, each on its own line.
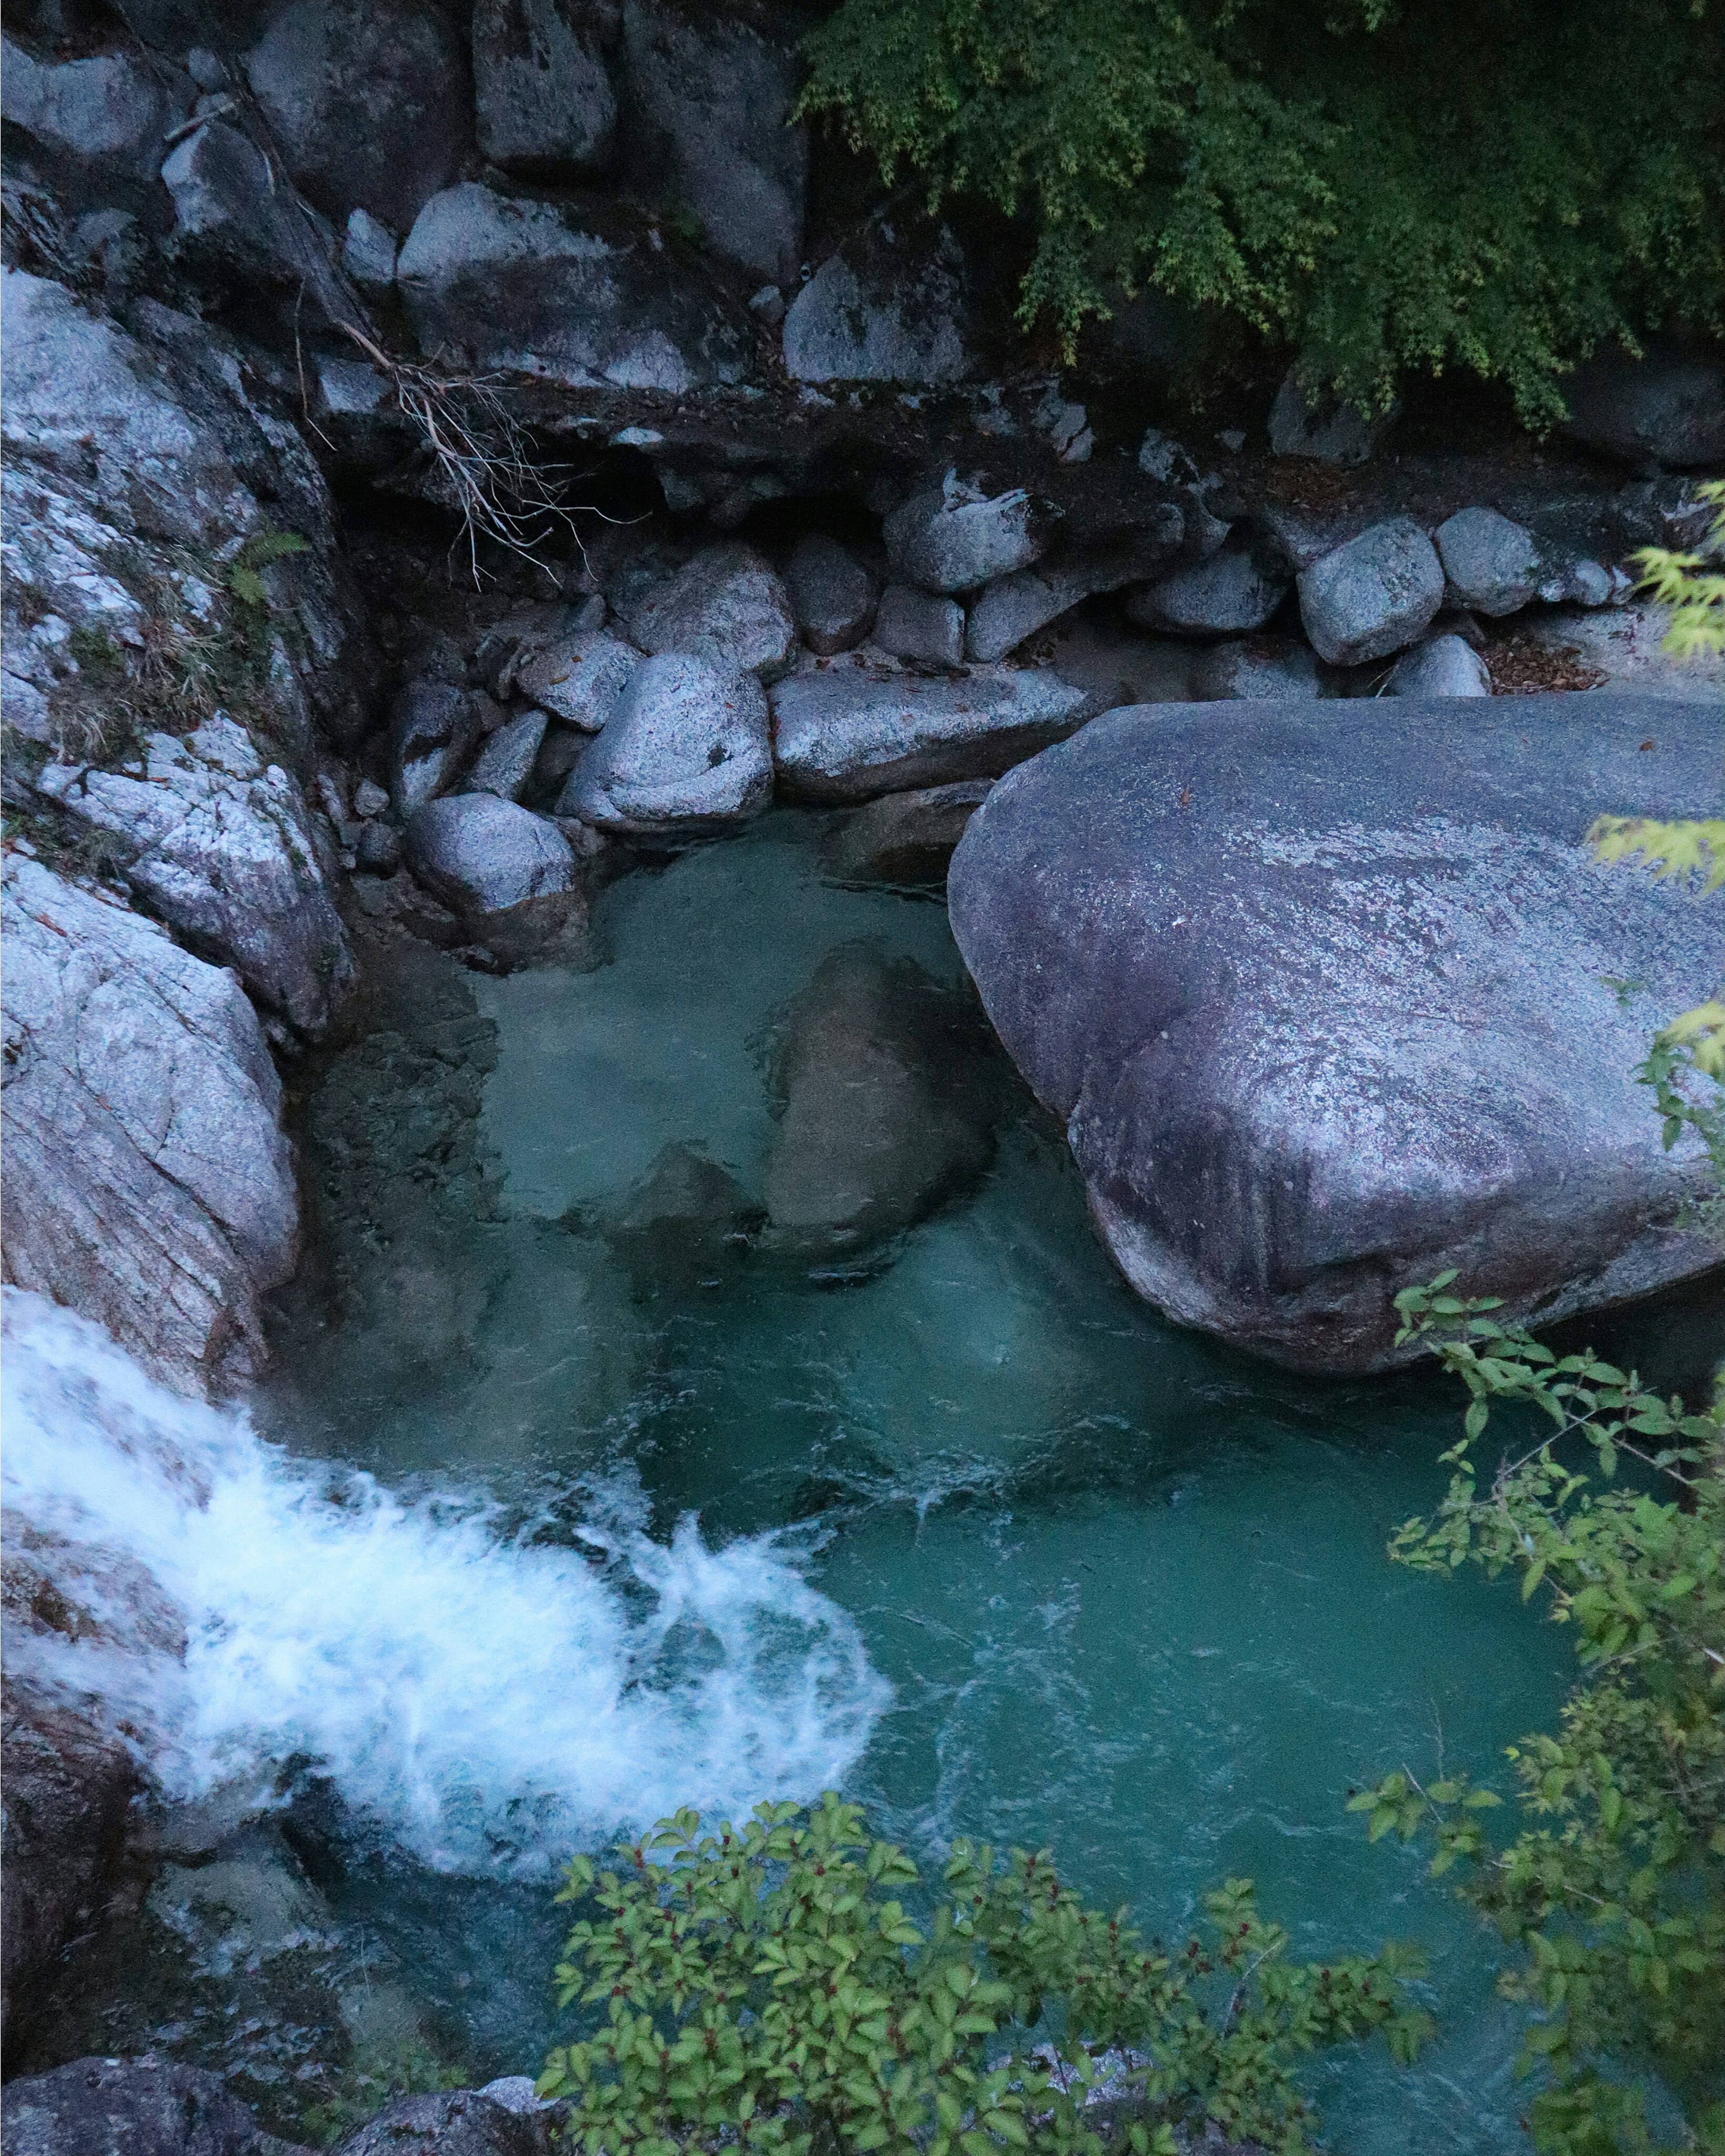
left=12, top=811, right=1715, bottom=2149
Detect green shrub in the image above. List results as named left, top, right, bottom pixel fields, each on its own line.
left=1353, top=1286, right=1725, bottom=2155
left=798, top=0, right=1725, bottom=424
left=540, top=1796, right=1431, bottom=2156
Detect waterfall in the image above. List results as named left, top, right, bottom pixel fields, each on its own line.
left=1, top=1288, right=890, bottom=1875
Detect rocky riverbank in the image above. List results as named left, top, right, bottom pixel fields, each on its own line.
left=3, top=0, right=1722, bottom=2140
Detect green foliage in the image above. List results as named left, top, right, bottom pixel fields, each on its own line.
left=540, top=1795, right=1430, bottom=2156
left=226, top=528, right=311, bottom=612
left=1351, top=1281, right=1725, bottom=2155
left=798, top=0, right=1725, bottom=423
left=1633, top=481, right=1725, bottom=665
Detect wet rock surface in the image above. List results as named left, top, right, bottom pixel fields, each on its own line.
left=823, top=779, right=994, bottom=886
left=762, top=947, right=1004, bottom=1260
left=948, top=693, right=1722, bottom=1370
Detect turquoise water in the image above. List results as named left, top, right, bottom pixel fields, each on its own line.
left=235, top=812, right=1607, bottom=2148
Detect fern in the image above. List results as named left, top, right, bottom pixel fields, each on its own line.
left=227, top=529, right=310, bottom=610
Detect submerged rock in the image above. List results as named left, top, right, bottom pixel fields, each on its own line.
left=770, top=663, right=1089, bottom=804
left=0, top=853, right=297, bottom=1388
left=823, top=779, right=994, bottom=887
left=762, top=948, right=1003, bottom=1260
left=562, top=653, right=773, bottom=835
left=1, top=2055, right=310, bottom=2156
left=947, top=693, right=1721, bottom=1370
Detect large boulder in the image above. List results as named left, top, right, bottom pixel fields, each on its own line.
left=405, top=793, right=576, bottom=915
left=782, top=216, right=971, bottom=386
left=1265, top=368, right=1396, bottom=464
left=1561, top=340, right=1725, bottom=471
left=34, top=716, right=355, bottom=1037
left=770, top=663, right=1089, bottom=803
left=946, top=694, right=1721, bottom=1371
left=1, top=854, right=298, bottom=1387
left=873, top=585, right=964, bottom=668
left=762, top=949, right=1004, bottom=1260
left=0, top=2058, right=309, bottom=2156
left=618, top=0, right=807, bottom=286
left=1, top=1683, right=142, bottom=2044
left=623, top=543, right=796, bottom=678
left=1296, top=517, right=1444, bottom=666
left=1383, top=633, right=1491, bottom=697
left=784, top=533, right=876, bottom=656
left=0, top=33, right=193, bottom=212
left=472, top=0, right=617, bottom=179
left=243, top=0, right=473, bottom=235
left=562, top=653, right=774, bottom=835
left=1434, top=507, right=1544, bottom=617
left=964, top=567, right=1090, bottom=666
left=159, top=119, right=355, bottom=332
left=884, top=478, right=1052, bottom=596
left=514, top=625, right=642, bottom=730
left=1123, top=548, right=1290, bottom=637
left=395, top=183, right=752, bottom=389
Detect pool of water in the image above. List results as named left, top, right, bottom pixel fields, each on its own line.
left=21, top=811, right=1709, bottom=2149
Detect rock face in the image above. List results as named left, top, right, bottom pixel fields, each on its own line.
left=785, top=533, right=876, bottom=655
left=624, top=543, right=796, bottom=678
left=873, top=585, right=964, bottom=668
left=392, top=680, right=481, bottom=817
left=1, top=1684, right=142, bottom=2044
left=783, top=217, right=971, bottom=386
left=0, top=854, right=297, bottom=1387
left=823, top=780, right=994, bottom=886
left=160, top=119, right=355, bottom=332
left=947, top=694, right=1721, bottom=1371
left=1435, top=507, right=1544, bottom=616
left=1562, top=340, right=1725, bottom=470
left=34, top=716, right=354, bottom=1037
left=1, top=2056, right=310, bottom=2156
left=619, top=0, right=806, bottom=287
left=472, top=0, right=617, bottom=179
left=563, top=653, right=773, bottom=834
left=406, top=794, right=576, bottom=916
left=1124, top=549, right=1290, bottom=637
left=1383, top=633, right=1491, bottom=696
left=770, top=664, right=1089, bottom=803
left=762, top=949, right=1002, bottom=1259
left=1296, top=517, right=1445, bottom=666
left=243, top=0, right=473, bottom=235
left=396, top=184, right=751, bottom=390
left=884, top=481, right=1050, bottom=595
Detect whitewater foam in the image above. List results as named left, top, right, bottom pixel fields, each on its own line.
left=1, top=1289, right=890, bottom=1873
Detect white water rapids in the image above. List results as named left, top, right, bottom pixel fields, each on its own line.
left=1, top=1288, right=890, bottom=1873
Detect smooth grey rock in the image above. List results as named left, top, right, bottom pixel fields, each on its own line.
left=406, top=793, right=575, bottom=915
left=624, top=544, right=796, bottom=679
left=353, top=777, right=390, bottom=819
left=783, top=217, right=970, bottom=386
left=947, top=694, right=1721, bottom=1371
left=243, top=0, right=473, bottom=234
left=770, top=663, right=1089, bottom=803
left=619, top=0, right=805, bottom=286
left=884, top=478, right=1050, bottom=596
left=1297, top=517, right=1444, bottom=665
left=34, top=716, right=354, bottom=1036
left=1, top=35, right=192, bottom=207
left=762, top=949, right=1003, bottom=1260
left=160, top=119, right=353, bottom=327
left=1125, top=548, right=1289, bottom=637
left=514, top=627, right=641, bottom=729
left=964, top=566, right=1091, bottom=664
left=481, top=595, right=608, bottom=698
left=785, top=532, right=876, bottom=655
left=473, top=0, right=616, bottom=178
left=334, top=2087, right=549, bottom=2156
left=1190, top=639, right=1322, bottom=700
left=0, top=2055, right=308, bottom=2156
left=475, top=2080, right=552, bottom=2119
left=823, top=779, right=994, bottom=886
left=1435, top=507, right=1544, bottom=617
left=467, top=709, right=549, bottom=800
left=341, top=205, right=398, bottom=290
left=1267, top=368, right=1396, bottom=464
left=873, top=584, right=964, bottom=668
left=1562, top=340, right=1725, bottom=469
left=562, top=653, right=773, bottom=834
left=391, top=680, right=479, bottom=820
left=1, top=1684, right=142, bottom=2044
left=396, top=184, right=751, bottom=390
left=0, top=854, right=296, bottom=1386
left=1383, top=633, right=1491, bottom=696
